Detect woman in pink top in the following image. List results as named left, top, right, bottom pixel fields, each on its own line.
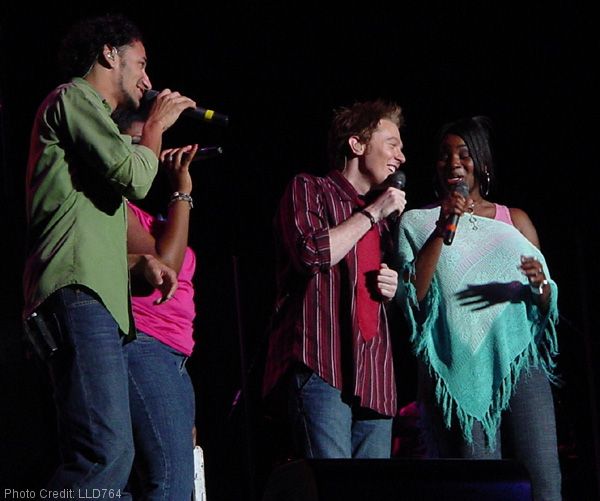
left=120, top=109, right=200, bottom=500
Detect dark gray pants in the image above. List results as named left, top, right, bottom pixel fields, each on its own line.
left=419, top=364, right=562, bottom=501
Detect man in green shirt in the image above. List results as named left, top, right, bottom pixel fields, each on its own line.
left=22, top=14, right=195, bottom=495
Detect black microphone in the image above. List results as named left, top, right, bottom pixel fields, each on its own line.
left=144, top=90, right=229, bottom=127
left=191, top=146, right=223, bottom=162
left=381, top=169, right=406, bottom=190
left=443, top=180, right=469, bottom=245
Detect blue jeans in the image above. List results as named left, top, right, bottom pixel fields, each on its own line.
left=125, top=332, right=195, bottom=500
left=43, top=286, right=134, bottom=498
left=419, top=365, right=562, bottom=501
left=287, top=367, right=392, bottom=458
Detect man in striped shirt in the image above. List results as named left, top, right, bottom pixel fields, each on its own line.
left=263, top=100, right=407, bottom=458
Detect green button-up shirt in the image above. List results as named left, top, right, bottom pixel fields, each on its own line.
left=23, top=77, right=158, bottom=336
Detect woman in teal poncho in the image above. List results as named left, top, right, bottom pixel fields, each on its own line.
left=395, top=116, right=561, bottom=501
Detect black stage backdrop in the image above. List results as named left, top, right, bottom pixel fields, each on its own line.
left=1, top=2, right=598, bottom=500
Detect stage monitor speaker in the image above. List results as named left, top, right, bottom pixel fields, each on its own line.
left=262, top=458, right=532, bottom=501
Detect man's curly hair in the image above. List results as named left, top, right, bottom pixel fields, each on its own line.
left=58, top=14, right=143, bottom=79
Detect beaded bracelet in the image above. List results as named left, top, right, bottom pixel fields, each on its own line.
left=169, top=191, right=194, bottom=209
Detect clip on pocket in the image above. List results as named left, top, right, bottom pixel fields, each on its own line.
left=23, top=311, right=58, bottom=361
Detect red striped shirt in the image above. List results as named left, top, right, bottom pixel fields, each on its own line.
left=262, top=170, right=397, bottom=416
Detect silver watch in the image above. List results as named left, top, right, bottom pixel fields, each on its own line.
left=530, top=279, right=549, bottom=295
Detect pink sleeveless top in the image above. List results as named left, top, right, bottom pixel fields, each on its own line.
left=494, top=203, right=514, bottom=225
left=129, top=202, right=196, bottom=356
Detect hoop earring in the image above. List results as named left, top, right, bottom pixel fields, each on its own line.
left=481, top=170, right=491, bottom=197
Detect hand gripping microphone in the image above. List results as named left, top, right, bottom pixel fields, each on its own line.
left=144, top=90, right=229, bottom=127
left=373, top=170, right=406, bottom=222
left=443, top=180, right=469, bottom=245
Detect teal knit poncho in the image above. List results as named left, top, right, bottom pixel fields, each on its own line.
left=396, top=207, right=559, bottom=446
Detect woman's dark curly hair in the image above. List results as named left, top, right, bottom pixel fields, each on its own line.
left=58, top=14, right=143, bottom=79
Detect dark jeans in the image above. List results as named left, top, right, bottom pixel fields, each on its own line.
left=287, top=367, right=392, bottom=458
left=126, top=332, right=195, bottom=500
left=43, top=286, right=133, bottom=499
left=419, top=364, right=562, bottom=501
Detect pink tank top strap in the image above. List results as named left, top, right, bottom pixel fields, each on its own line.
left=494, top=203, right=514, bottom=226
